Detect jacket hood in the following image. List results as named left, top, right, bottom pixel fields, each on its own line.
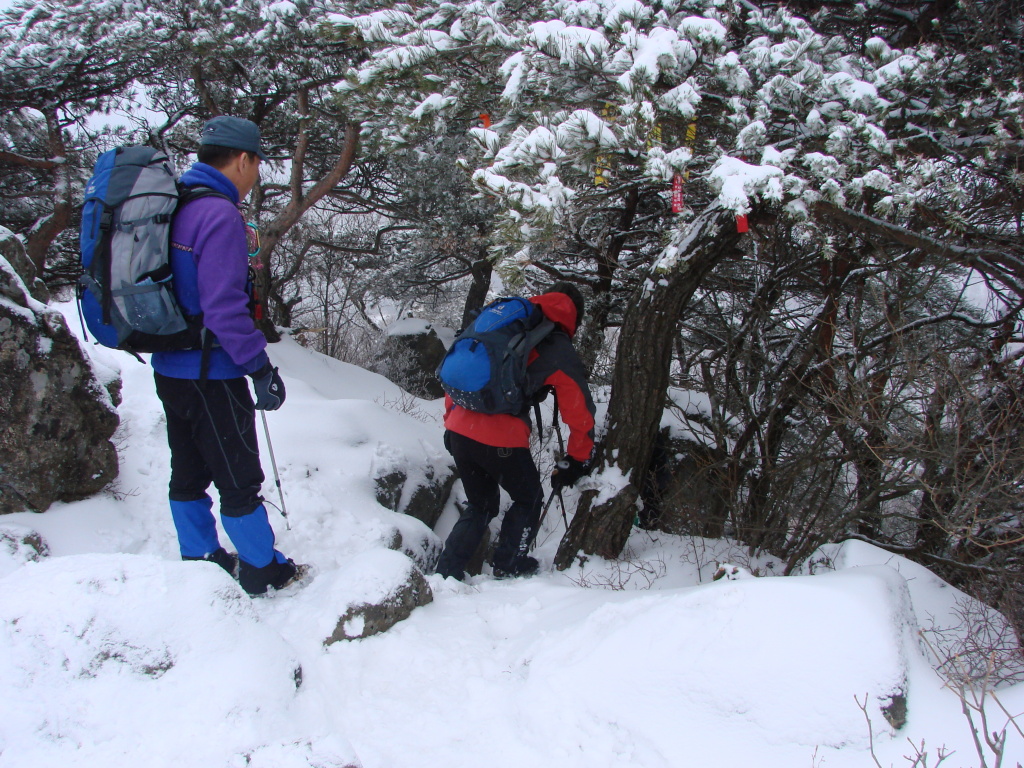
left=531, top=292, right=578, bottom=337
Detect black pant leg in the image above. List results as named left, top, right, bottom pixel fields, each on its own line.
left=435, top=432, right=502, bottom=579
left=157, top=374, right=213, bottom=501
left=435, top=506, right=489, bottom=579
left=484, top=447, right=543, bottom=570
left=163, top=407, right=213, bottom=503
left=439, top=432, right=543, bottom=574
left=155, top=374, right=265, bottom=516
left=451, top=434, right=502, bottom=519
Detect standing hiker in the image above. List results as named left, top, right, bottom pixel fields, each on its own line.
left=435, top=282, right=596, bottom=580
left=152, top=116, right=308, bottom=596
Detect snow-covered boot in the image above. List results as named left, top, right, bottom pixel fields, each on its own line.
left=491, top=497, right=540, bottom=571
left=239, top=556, right=312, bottom=596
left=183, top=546, right=238, bottom=577
left=491, top=555, right=539, bottom=579
left=434, top=502, right=489, bottom=582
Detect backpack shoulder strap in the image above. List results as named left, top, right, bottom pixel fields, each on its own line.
left=176, top=184, right=233, bottom=209
left=519, top=316, right=557, bottom=401
left=524, top=316, right=555, bottom=346
left=521, top=297, right=555, bottom=341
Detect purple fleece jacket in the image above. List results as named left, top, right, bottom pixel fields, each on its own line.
left=151, top=163, right=269, bottom=379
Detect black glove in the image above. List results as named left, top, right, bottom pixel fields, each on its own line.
left=250, top=362, right=286, bottom=411
left=551, top=456, right=588, bottom=492
left=443, top=430, right=453, bottom=455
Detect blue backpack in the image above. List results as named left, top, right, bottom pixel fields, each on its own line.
left=78, top=146, right=228, bottom=354
left=437, top=297, right=555, bottom=414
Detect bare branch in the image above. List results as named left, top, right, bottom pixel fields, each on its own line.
left=0, top=150, right=63, bottom=170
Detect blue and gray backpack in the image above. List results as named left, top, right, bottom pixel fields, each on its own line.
left=437, top=296, right=555, bottom=414
left=78, top=146, right=227, bottom=354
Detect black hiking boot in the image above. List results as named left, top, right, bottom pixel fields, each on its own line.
left=435, top=566, right=466, bottom=581
left=491, top=555, right=540, bottom=579
left=184, top=547, right=239, bottom=578
left=238, top=557, right=312, bottom=596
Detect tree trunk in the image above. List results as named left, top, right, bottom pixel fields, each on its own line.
left=461, top=250, right=492, bottom=329
left=554, top=208, right=744, bottom=569
left=576, top=187, right=639, bottom=374
left=255, top=120, right=360, bottom=339
left=24, top=108, right=72, bottom=276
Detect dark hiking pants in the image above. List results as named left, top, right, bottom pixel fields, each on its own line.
left=155, top=374, right=289, bottom=573
left=156, top=374, right=265, bottom=514
left=435, top=431, right=544, bottom=579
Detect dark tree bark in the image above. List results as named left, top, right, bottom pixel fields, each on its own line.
left=461, top=250, right=492, bottom=329
left=814, top=201, right=1024, bottom=300
left=23, top=108, right=72, bottom=275
left=554, top=208, right=745, bottom=569
left=255, top=119, right=360, bottom=340
left=575, top=186, right=640, bottom=374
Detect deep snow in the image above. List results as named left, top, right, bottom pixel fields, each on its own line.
left=1, top=302, right=1022, bottom=768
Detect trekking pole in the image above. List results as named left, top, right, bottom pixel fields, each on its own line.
left=260, top=411, right=290, bottom=530
left=540, top=397, right=565, bottom=528
left=556, top=488, right=569, bottom=528
left=535, top=395, right=581, bottom=546
left=550, top=401, right=570, bottom=529
left=537, top=488, right=558, bottom=528
left=552, top=398, right=565, bottom=455
left=531, top=488, right=560, bottom=552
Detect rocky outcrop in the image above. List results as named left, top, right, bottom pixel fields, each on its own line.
left=398, top=465, right=457, bottom=530
left=377, top=317, right=447, bottom=399
left=323, top=551, right=433, bottom=644
left=381, top=518, right=443, bottom=573
left=0, top=240, right=120, bottom=514
left=0, top=524, right=49, bottom=578
left=641, top=428, right=729, bottom=537
left=0, top=227, right=48, bottom=303
left=372, top=443, right=457, bottom=530
left=712, top=563, right=755, bottom=581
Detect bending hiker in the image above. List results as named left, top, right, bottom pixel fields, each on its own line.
left=435, top=282, right=596, bottom=580
left=151, top=116, right=308, bottom=596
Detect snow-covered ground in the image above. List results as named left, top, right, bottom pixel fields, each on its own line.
left=1, top=302, right=1022, bottom=768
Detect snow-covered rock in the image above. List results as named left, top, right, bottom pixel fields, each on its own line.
left=0, top=247, right=120, bottom=515
left=323, top=551, right=434, bottom=643
left=373, top=440, right=456, bottom=531
left=519, top=565, right=917, bottom=762
left=0, top=523, right=49, bottom=578
left=0, top=553, right=358, bottom=766
left=380, top=316, right=448, bottom=399
left=0, top=226, right=48, bottom=303
left=257, top=549, right=433, bottom=645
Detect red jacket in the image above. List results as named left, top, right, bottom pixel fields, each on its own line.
left=444, top=292, right=596, bottom=462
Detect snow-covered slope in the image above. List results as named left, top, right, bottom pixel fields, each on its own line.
left=0, top=304, right=1021, bottom=767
